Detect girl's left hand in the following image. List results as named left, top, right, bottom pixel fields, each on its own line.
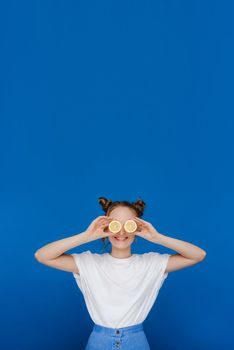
left=133, top=217, right=161, bottom=242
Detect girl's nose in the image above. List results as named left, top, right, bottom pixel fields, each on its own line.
left=120, top=227, right=127, bottom=235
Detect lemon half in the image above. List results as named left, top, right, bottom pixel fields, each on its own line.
left=108, top=220, right=122, bottom=233
left=124, top=219, right=137, bottom=233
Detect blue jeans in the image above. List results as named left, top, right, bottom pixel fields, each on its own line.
left=85, top=322, right=151, bottom=350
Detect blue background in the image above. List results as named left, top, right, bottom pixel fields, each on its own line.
left=1, top=0, right=233, bottom=349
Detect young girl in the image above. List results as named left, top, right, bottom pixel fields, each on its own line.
left=35, top=197, right=207, bottom=350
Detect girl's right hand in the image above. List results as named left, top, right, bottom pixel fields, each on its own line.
left=84, top=216, right=114, bottom=241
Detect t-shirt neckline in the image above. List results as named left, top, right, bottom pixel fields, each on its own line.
left=106, top=253, right=135, bottom=263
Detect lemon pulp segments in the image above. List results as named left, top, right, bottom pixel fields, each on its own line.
left=124, top=219, right=137, bottom=233
left=108, top=220, right=122, bottom=233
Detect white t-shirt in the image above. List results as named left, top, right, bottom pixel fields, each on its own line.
left=71, top=250, right=171, bottom=328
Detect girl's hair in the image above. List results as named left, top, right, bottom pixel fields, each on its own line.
left=98, top=196, right=146, bottom=253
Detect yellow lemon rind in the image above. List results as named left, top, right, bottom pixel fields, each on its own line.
left=124, top=219, right=137, bottom=233
left=108, top=220, right=122, bottom=233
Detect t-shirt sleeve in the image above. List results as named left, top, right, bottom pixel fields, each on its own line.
left=146, top=251, right=171, bottom=287
left=71, top=250, right=92, bottom=292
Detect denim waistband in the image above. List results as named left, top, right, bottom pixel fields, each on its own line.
left=93, top=322, right=144, bottom=337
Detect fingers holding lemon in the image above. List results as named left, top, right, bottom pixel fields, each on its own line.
left=86, top=216, right=113, bottom=240
left=132, top=216, right=160, bottom=242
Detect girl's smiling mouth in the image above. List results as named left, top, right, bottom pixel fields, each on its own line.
left=114, top=236, right=129, bottom=241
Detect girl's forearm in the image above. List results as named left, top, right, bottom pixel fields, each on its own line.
left=152, top=232, right=206, bottom=261
left=34, top=231, right=92, bottom=261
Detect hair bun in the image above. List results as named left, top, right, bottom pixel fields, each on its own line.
left=131, top=197, right=146, bottom=217
left=98, top=197, right=113, bottom=213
